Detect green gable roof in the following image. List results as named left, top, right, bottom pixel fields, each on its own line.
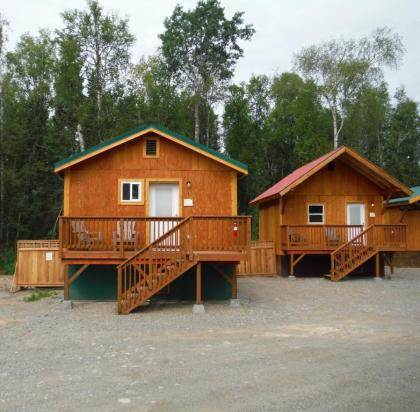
left=387, top=186, right=420, bottom=205
left=54, top=123, right=248, bottom=173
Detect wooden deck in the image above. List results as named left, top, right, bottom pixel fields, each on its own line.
left=60, top=216, right=251, bottom=264
left=281, top=224, right=408, bottom=253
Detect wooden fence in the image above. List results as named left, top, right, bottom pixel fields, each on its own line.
left=15, top=240, right=64, bottom=287
left=237, top=240, right=276, bottom=276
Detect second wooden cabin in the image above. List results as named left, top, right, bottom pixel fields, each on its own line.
left=250, top=146, right=419, bottom=280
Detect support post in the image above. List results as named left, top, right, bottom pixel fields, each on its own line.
left=375, top=253, right=381, bottom=279
left=390, top=253, right=394, bottom=275
left=117, top=267, right=122, bottom=314
left=232, top=264, right=238, bottom=299
left=64, top=265, right=69, bottom=301
left=289, top=253, right=296, bottom=279
left=196, top=262, right=202, bottom=305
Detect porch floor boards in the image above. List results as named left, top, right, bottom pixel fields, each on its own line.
left=61, top=250, right=245, bottom=265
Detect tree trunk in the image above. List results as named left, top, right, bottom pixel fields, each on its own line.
left=205, top=105, right=210, bottom=147
left=194, top=100, right=200, bottom=142
left=332, top=109, right=338, bottom=148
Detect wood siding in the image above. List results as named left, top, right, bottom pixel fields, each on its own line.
left=237, top=240, right=276, bottom=276
left=15, top=240, right=64, bottom=287
left=66, top=132, right=237, bottom=217
left=383, top=208, right=420, bottom=251
left=259, top=159, right=392, bottom=255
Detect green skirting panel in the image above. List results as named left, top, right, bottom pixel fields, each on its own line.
left=69, top=263, right=233, bottom=301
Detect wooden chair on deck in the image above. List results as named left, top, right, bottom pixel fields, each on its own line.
left=324, top=227, right=341, bottom=247
left=113, top=220, right=137, bottom=251
left=71, top=221, right=103, bottom=248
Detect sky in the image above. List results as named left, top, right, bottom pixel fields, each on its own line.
left=2, top=0, right=420, bottom=102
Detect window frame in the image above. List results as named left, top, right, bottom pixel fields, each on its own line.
left=307, top=203, right=325, bottom=224
left=143, top=137, right=160, bottom=158
left=118, top=179, right=144, bottom=205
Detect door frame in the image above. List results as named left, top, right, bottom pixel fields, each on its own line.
left=145, top=178, right=183, bottom=243
left=145, top=178, right=183, bottom=218
left=346, top=202, right=367, bottom=241
left=345, top=202, right=366, bottom=227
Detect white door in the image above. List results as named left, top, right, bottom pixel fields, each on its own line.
left=149, top=183, right=179, bottom=242
left=346, top=203, right=366, bottom=241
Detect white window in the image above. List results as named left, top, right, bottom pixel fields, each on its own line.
left=120, top=180, right=143, bottom=203
left=308, top=204, right=324, bottom=224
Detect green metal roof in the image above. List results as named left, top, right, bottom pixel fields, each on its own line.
left=388, top=186, right=420, bottom=205
left=54, top=123, right=248, bottom=172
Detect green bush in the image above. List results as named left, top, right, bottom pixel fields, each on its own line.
left=0, top=248, right=16, bottom=275
left=23, top=290, right=57, bottom=302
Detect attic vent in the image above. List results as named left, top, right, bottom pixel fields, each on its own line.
left=327, top=161, right=336, bottom=172
left=145, top=139, right=158, bottom=156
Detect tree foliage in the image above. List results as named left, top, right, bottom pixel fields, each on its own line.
left=0, top=0, right=418, bottom=248
left=159, top=0, right=254, bottom=142
left=294, top=27, right=405, bottom=147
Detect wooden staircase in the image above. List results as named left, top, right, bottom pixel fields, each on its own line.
left=329, top=225, right=378, bottom=281
left=117, top=217, right=197, bottom=314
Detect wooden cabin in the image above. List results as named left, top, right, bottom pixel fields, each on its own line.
left=54, top=124, right=251, bottom=313
left=250, top=146, right=414, bottom=280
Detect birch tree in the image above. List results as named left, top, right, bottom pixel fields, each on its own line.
left=294, top=27, right=404, bottom=148
left=60, top=0, right=134, bottom=145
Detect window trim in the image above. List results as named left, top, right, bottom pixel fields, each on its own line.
left=307, top=203, right=325, bottom=224
left=118, top=179, right=144, bottom=205
left=143, top=137, right=160, bottom=158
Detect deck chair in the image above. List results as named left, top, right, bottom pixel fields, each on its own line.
left=324, top=227, right=341, bottom=247
left=71, top=221, right=103, bottom=248
left=113, top=220, right=137, bottom=250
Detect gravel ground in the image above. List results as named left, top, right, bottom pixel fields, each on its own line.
left=0, top=270, right=419, bottom=412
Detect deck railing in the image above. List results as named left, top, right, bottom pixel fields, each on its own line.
left=59, top=216, right=251, bottom=254
left=281, top=225, right=363, bottom=251
left=281, top=224, right=407, bottom=251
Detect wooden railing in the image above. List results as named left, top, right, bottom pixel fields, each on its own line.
left=118, top=217, right=195, bottom=313
left=374, top=224, right=407, bottom=250
left=330, top=225, right=376, bottom=281
left=281, top=225, right=363, bottom=250
left=117, top=216, right=251, bottom=313
left=59, top=217, right=183, bottom=252
left=281, top=224, right=407, bottom=252
left=59, top=215, right=251, bottom=255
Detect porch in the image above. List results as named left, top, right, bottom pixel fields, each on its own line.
left=59, top=216, right=251, bottom=264
left=280, top=224, right=408, bottom=253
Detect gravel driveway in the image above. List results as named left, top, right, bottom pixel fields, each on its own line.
left=0, top=270, right=419, bottom=412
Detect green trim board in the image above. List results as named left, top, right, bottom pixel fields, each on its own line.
left=54, top=123, right=248, bottom=174
left=387, top=186, right=420, bottom=206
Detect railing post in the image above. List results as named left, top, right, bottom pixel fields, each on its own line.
left=120, top=218, right=124, bottom=257
left=189, top=217, right=194, bottom=260
left=117, top=267, right=122, bottom=314
left=330, top=254, right=334, bottom=279
left=59, top=218, right=63, bottom=258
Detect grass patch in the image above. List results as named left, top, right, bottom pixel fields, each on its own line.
left=0, top=247, right=16, bottom=275
left=23, top=290, right=57, bottom=302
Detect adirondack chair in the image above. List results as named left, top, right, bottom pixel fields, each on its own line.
left=71, top=221, right=103, bottom=248
left=113, top=220, right=137, bottom=251
left=324, top=227, right=341, bottom=247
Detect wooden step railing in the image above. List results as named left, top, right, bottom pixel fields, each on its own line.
left=116, top=215, right=251, bottom=314
left=330, top=225, right=377, bottom=281
left=117, top=217, right=195, bottom=314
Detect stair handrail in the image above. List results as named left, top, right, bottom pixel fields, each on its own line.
left=331, top=224, right=375, bottom=255
left=117, top=216, right=192, bottom=269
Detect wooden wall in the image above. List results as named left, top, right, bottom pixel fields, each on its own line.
left=65, top=132, right=238, bottom=217
left=237, top=240, right=276, bottom=276
left=383, top=207, right=420, bottom=251
left=259, top=159, right=391, bottom=255
left=15, top=240, right=64, bottom=287
left=283, top=159, right=384, bottom=226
